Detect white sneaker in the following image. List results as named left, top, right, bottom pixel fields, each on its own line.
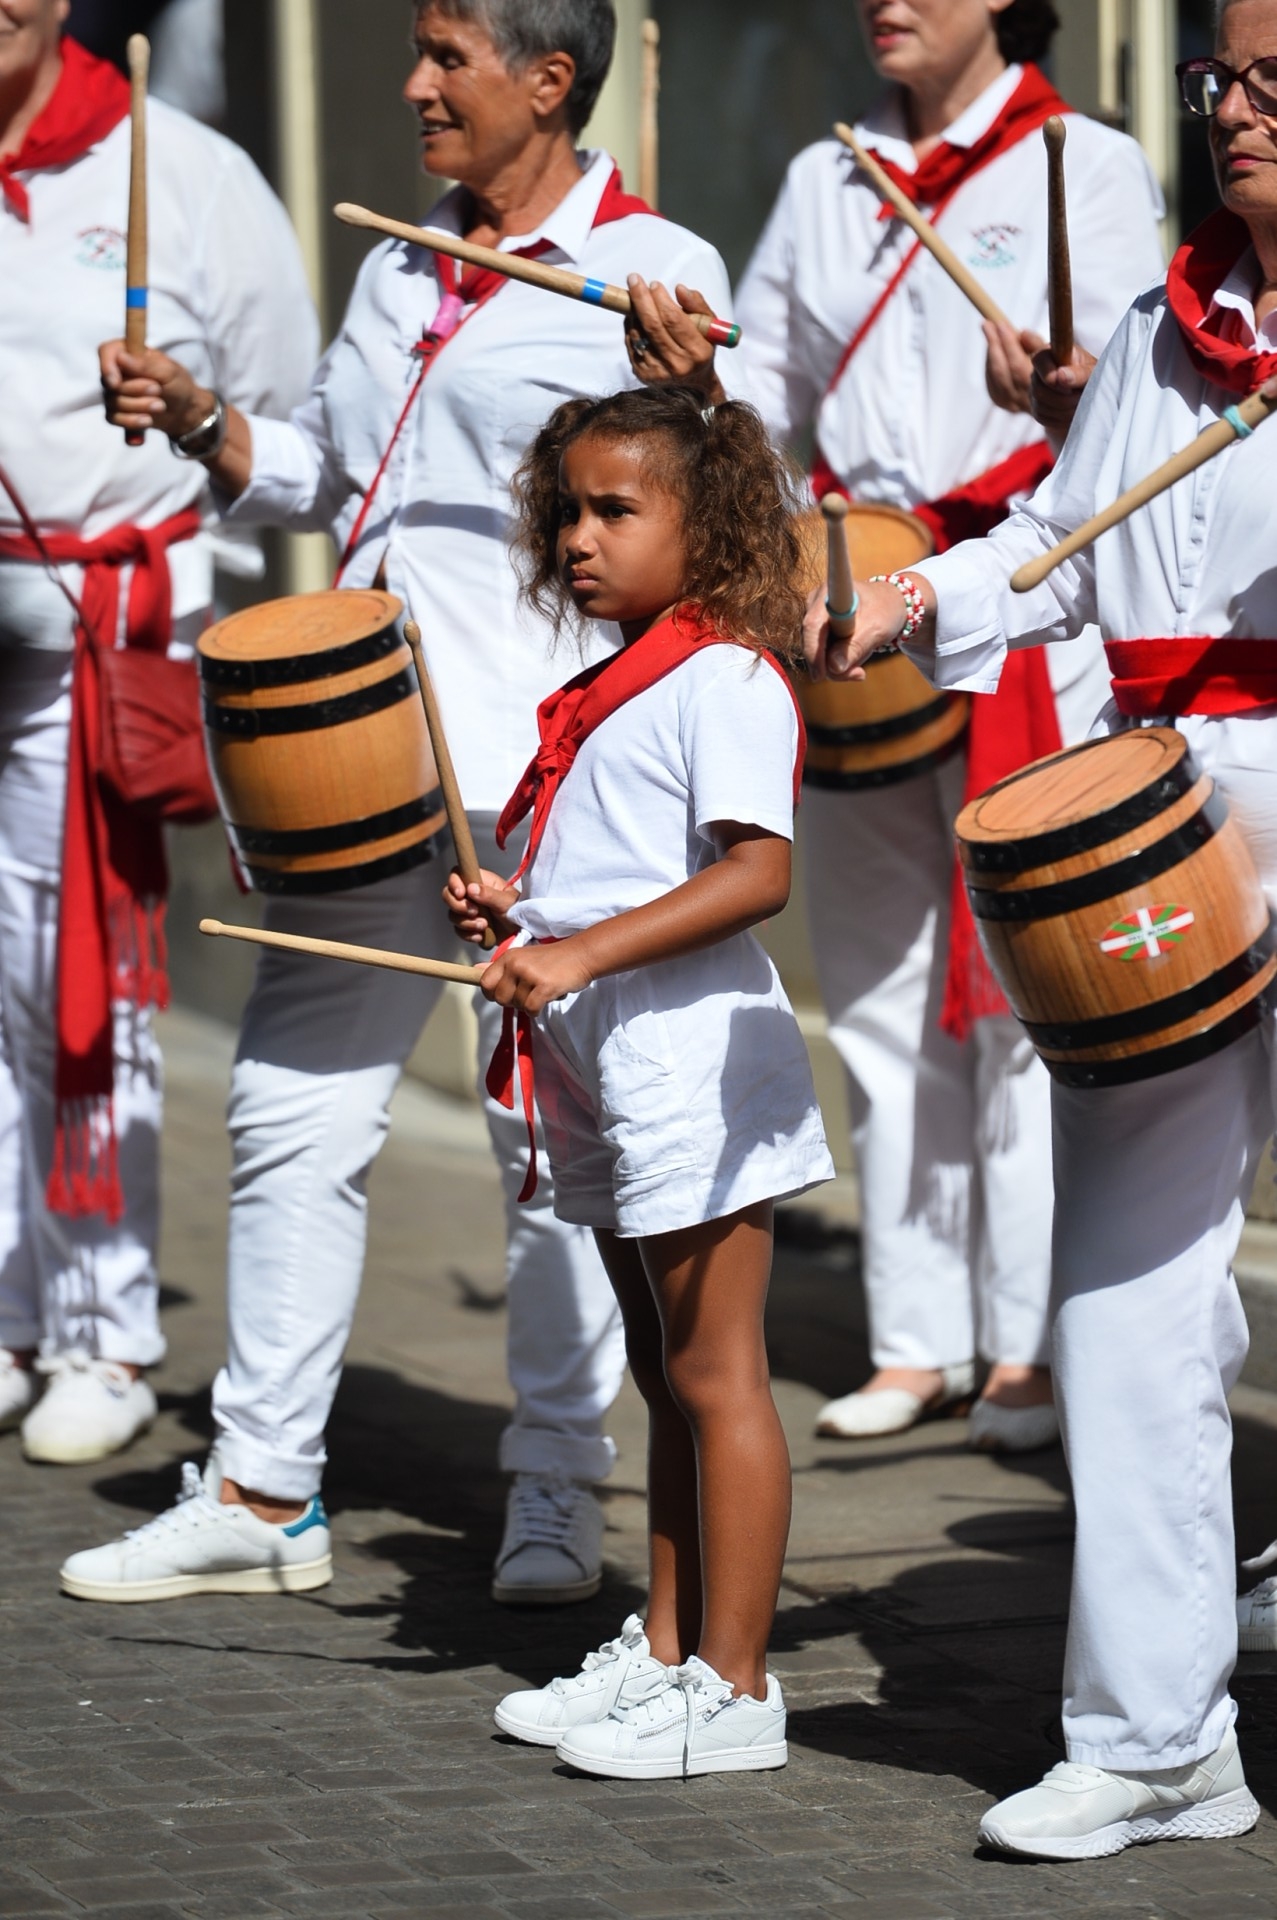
left=556, top=1654, right=787, bottom=1780
left=22, top=1351, right=157, bottom=1464
left=967, top=1397, right=1061, bottom=1455
left=816, top=1361, right=975, bottom=1439
left=0, top=1350, right=38, bottom=1434
left=59, top=1460, right=334, bottom=1602
left=492, top=1471, right=603, bottom=1605
left=494, top=1614, right=669, bottom=1746
left=978, top=1725, right=1259, bottom=1860
left=1237, top=1539, right=1277, bottom=1651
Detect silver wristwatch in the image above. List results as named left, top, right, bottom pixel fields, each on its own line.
left=172, top=393, right=228, bottom=462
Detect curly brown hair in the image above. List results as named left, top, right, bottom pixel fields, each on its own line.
left=996, top=0, right=1060, bottom=64
left=511, top=385, right=808, bottom=663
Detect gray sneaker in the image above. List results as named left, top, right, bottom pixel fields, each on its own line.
left=492, top=1471, right=603, bottom=1605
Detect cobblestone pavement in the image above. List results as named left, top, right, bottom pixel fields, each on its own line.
left=5, top=1008, right=1277, bottom=1919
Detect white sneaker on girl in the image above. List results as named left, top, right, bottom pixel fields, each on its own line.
left=493, top=1614, right=668, bottom=1746
left=556, top=1654, right=787, bottom=1779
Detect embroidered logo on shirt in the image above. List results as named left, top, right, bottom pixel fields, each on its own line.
left=967, top=224, right=1021, bottom=270
left=1099, top=904, right=1196, bottom=961
left=76, top=227, right=126, bottom=271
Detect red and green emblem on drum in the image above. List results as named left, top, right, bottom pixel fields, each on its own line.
left=1099, top=903, right=1195, bottom=962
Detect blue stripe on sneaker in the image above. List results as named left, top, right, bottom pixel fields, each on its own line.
left=282, top=1496, right=328, bottom=1537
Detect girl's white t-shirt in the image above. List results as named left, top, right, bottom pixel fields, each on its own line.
left=511, top=644, right=800, bottom=942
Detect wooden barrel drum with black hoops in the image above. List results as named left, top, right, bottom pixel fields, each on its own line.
left=198, top=589, right=447, bottom=894
left=955, top=727, right=1276, bottom=1087
left=795, top=501, right=970, bottom=789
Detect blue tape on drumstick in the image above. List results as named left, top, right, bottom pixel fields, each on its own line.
left=1224, top=404, right=1254, bottom=438
left=126, top=287, right=148, bottom=308
left=579, top=278, right=607, bottom=305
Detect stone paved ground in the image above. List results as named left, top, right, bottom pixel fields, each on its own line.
left=5, top=1009, right=1277, bottom=1919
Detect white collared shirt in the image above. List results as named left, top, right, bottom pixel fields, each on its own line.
left=229, top=149, right=735, bottom=812
left=1204, top=245, right=1277, bottom=351
left=0, top=98, right=316, bottom=649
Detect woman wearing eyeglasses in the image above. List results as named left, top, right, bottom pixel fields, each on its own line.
left=806, top=0, right=1277, bottom=1861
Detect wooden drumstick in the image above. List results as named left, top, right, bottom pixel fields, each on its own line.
left=1010, top=385, right=1277, bottom=593
left=333, top=202, right=742, bottom=347
left=124, top=34, right=150, bottom=448
left=200, top=918, right=487, bottom=983
left=833, top=123, right=1013, bottom=333
left=640, top=19, right=661, bottom=212
left=821, top=496, right=858, bottom=640
left=403, top=619, right=495, bottom=951
left=1043, top=116, right=1074, bottom=367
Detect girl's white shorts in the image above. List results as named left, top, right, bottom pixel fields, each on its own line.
left=531, top=932, right=835, bottom=1239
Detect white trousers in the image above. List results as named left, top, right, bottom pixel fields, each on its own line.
left=211, top=817, right=627, bottom=1501
left=804, top=765, right=1054, bottom=1371
left=0, top=651, right=164, bottom=1365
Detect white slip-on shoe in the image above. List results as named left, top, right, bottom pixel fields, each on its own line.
left=492, top=1471, right=603, bottom=1606
left=1237, top=1540, right=1277, bottom=1652
left=494, top=1614, right=669, bottom=1746
left=556, top=1655, right=787, bottom=1780
left=0, top=1350, right=38, bottom=1434
left=22, top=1351, right=157, bottom=1464
left=967, top=1397, right=1061, bottom=1455
left=816, top=1361, right=976, bottom=1439
left=978, top=1724, right=1259, bottom=1861
left=59, top=1460, right=333, bottom=1602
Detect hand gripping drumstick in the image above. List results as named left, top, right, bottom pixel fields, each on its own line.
left=833, top=123, right=1014, bottom=334
left=403, top=619, right=495, bottom=951
left=1010, top=384, right=1277, bottom=593
left=124, top=35, right=150, bottom=447
left=821, top=496, right=858, bottom=640
left=1043, top=116, right=1074, bottom=367
left=200, top=918, right=487, bottom=984
left=333, top=202, right=742, bottom=347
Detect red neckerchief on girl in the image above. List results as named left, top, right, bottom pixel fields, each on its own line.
left=1167, top=205, right=1277, bottom=394
left=0, top=38, right=130, bottom=225
left=488, top=609, right=806, bottom=1200
left=0, top=461, right=200, bottom=1221
left=333, top=167, right=656, bottom=585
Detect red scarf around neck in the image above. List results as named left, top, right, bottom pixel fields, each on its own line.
left=1167, top=204, right=1277, bottom=394
left=0, top=37, right=129, bottom=225
left=865, top=64, right=1068, bottom=218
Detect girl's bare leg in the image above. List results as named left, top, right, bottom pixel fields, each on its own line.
left=593, top=1229, right=702, bottom=1668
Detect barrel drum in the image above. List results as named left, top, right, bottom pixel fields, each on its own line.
left=199, top=589, right=447, bottom=895
left=795, top=501, right=970, bottom=790
left=955, top=727, right=1276, bottom=1087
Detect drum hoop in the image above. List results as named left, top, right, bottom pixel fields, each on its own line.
left=801, top=725, right=967, bottom=791
left=962, top=737, right=1199, bottom=874
left=966, top=789, right=1227, bottom=923
left=203, top=669, right=415, bottom=740
left=806, top=691, right=955, bottom=748
left=1041, top=990, right=1272, bottom=1090
left=244, top=832, right=441, bottom=896
left=228, top=788, right=445, bottom=858
left=1021, top=921, right=1277, bottom=1051
left=199, top=624, right=401, bottom=690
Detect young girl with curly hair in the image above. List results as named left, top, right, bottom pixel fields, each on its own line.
left=447, top=384, right=834, bottom=1779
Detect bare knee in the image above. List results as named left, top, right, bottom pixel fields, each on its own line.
left=663, top=1344, right=769, bottom=1428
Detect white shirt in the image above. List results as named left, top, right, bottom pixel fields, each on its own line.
left=229, top=149, right=736, bottom=812
left=512, top=645, right=799, bottom=942
left=0, top=95, right=316, bottom=649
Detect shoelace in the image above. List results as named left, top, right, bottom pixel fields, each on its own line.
left=550, top=1615, right=646, bottom=1698
left=122, top=1462, right=222, bottom=1542
left=614, top=1660, right=734, bottom=1781
left=507, top=1474, right=585, bottom=1551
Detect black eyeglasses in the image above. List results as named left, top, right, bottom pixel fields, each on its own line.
left=1177, top=56, right=1277, bottom=119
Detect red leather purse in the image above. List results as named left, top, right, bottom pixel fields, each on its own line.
left=97, top=646, right=219, bottom=825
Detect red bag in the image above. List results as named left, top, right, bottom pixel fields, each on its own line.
left=97, top=646, right=219, bottom=825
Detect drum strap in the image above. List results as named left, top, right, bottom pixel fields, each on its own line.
left=1106, top=638, right=1277, bottom=717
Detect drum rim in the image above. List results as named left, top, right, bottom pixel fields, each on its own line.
left=198, top=588, right=403, bottom=676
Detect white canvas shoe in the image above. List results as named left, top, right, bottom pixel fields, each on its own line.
left=816, top=1361, right=975, bottom=1439
left=967, top=1397, right=1060, bottom=1455
left=21, top=1351, right=156, bottom=1464
left=556, top=1655, right=787, bottom=1780
left=492, top=1472, right=603, bottom=1605
left=978, top=1725, right=1259, bottom=1861
left=494, top=1614, right=669, bottom=1746
left=60, top=1460, right=333, bottom=1602
left=0, top=1350, right=38, bottom=1434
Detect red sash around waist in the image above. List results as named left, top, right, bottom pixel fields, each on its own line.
left=1106, top=639, right=1277, bottom=717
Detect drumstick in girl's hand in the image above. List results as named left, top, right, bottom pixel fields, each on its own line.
left=333, top=202, right=742, bottom=347
left=833, top=123, right=1013, bottom=333
left=1043, top=116, right=1074, bottom=367
left=124, top=34, right=150, bottom=447
left=821, top=496, right=858, bottom=640
left=200, top=918, right=487, bottom=983
left=1010, top=383, right=1277, bottom=592
left=403, top=619, right=495, bottom=951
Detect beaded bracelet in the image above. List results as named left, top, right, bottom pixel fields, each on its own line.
left=869, top=570, right=927, bottom=642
